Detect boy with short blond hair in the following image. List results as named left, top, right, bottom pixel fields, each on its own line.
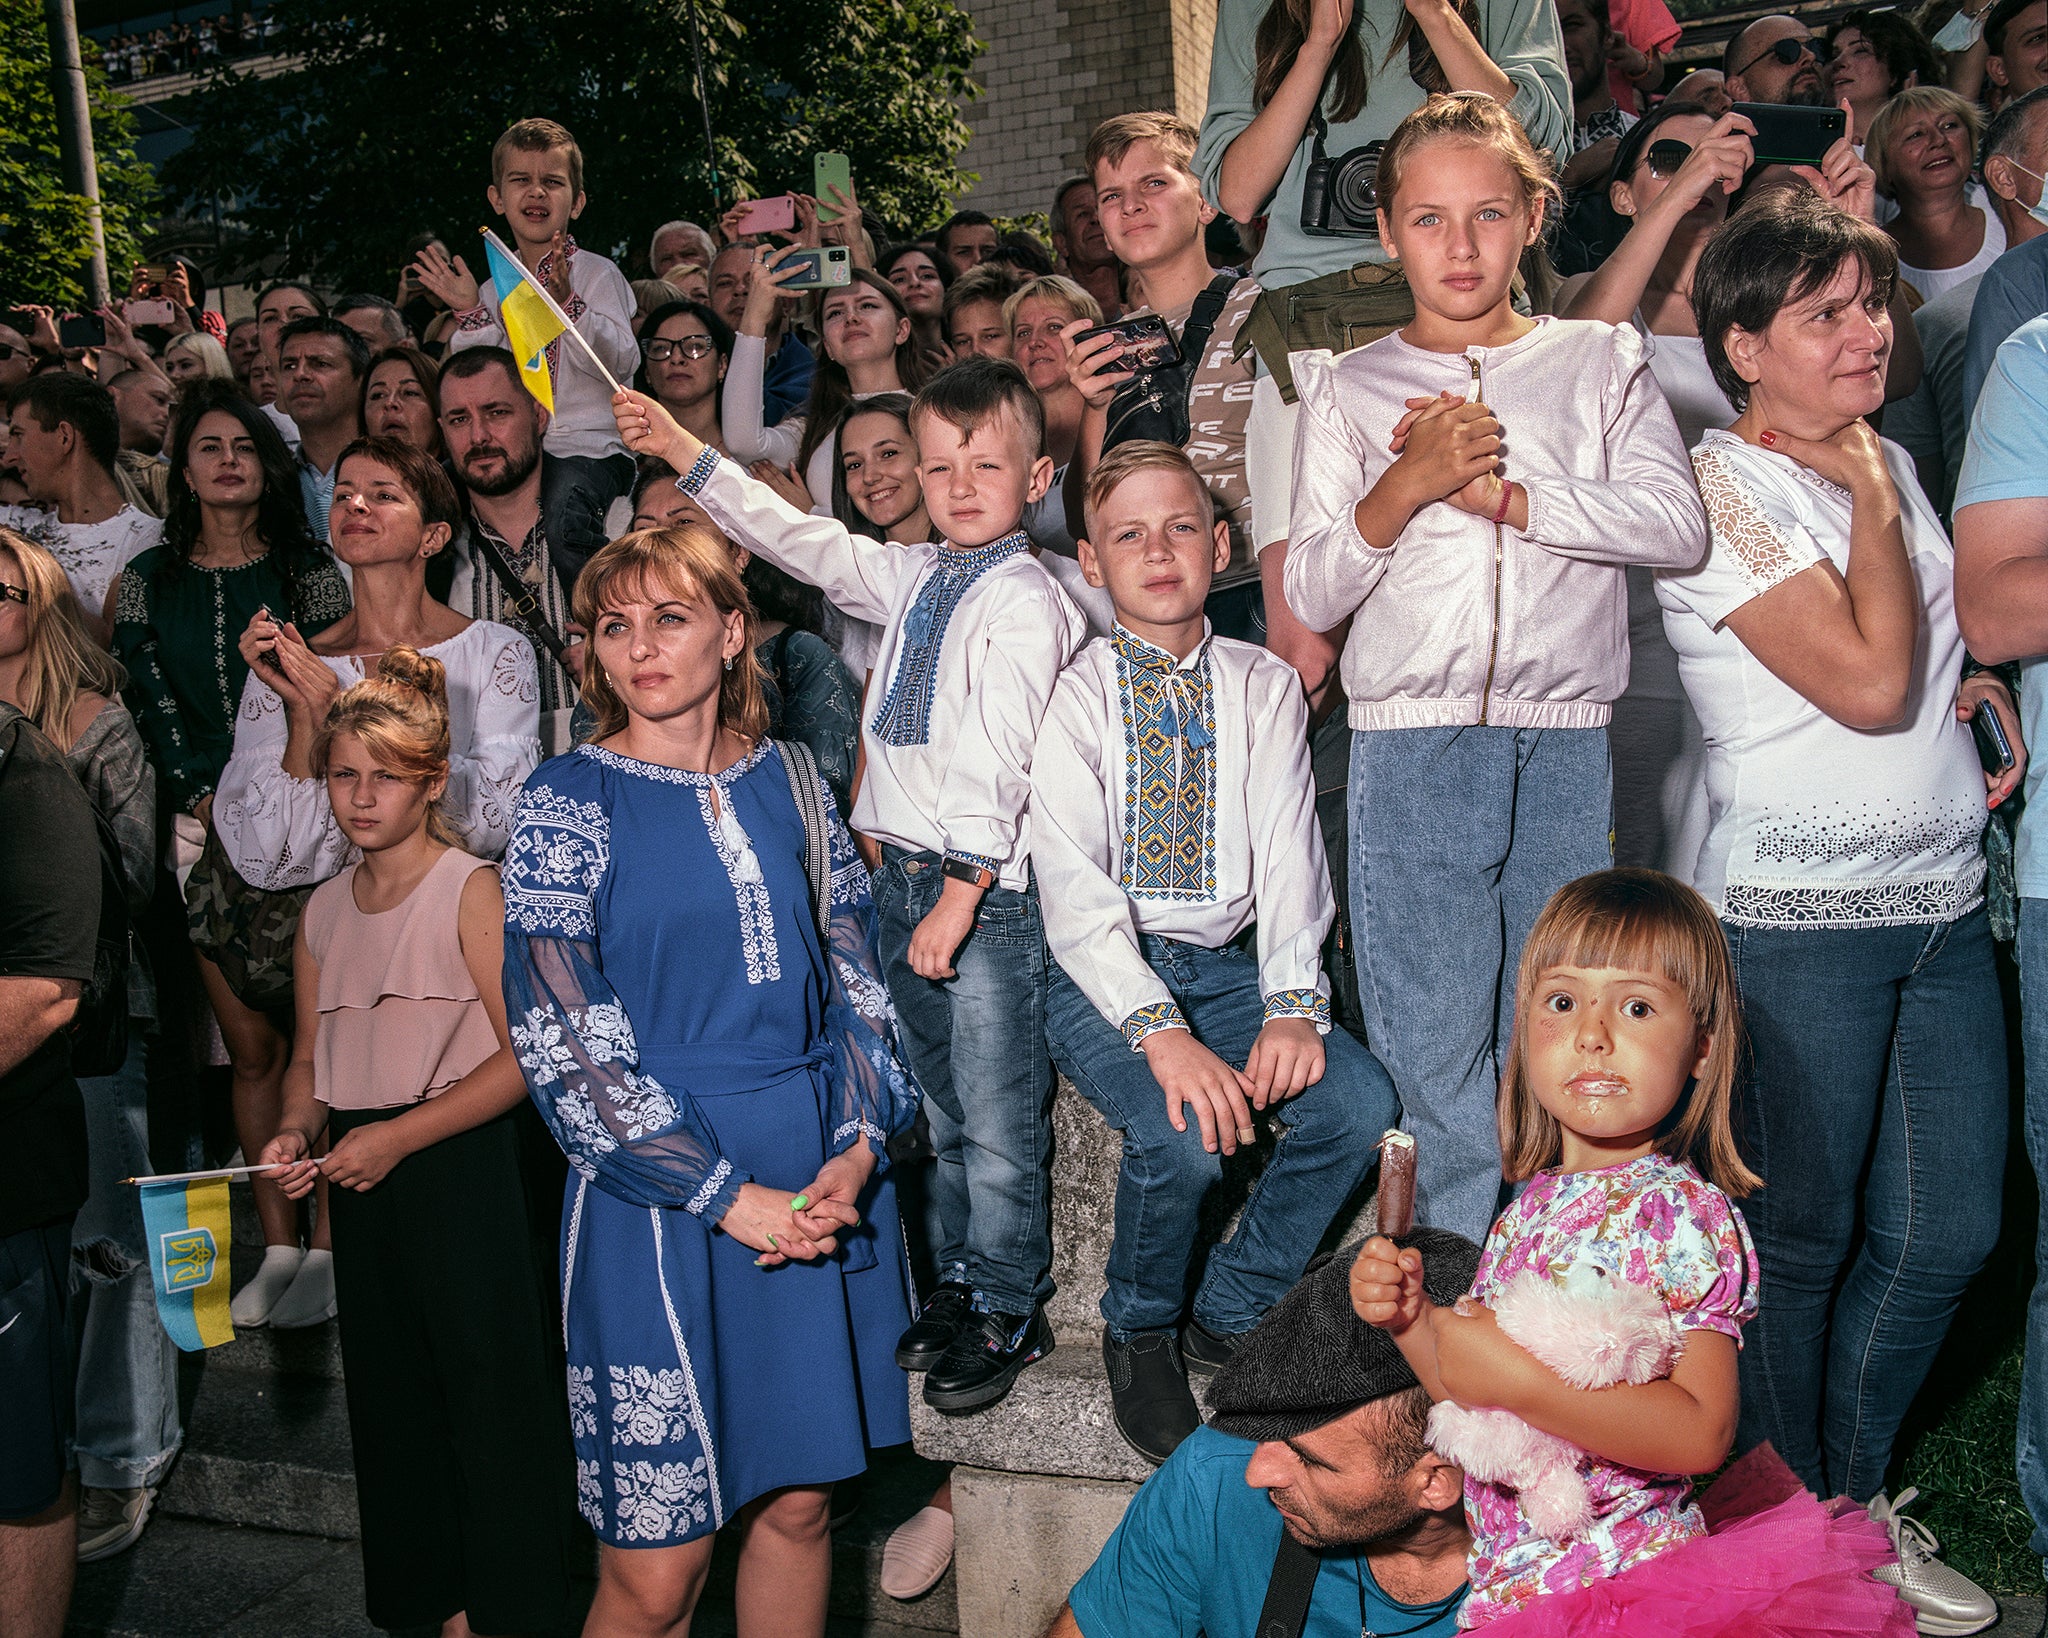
left=614, top=357, right=1087, bottom=1413
left=416, top=117, right=637, bottom=576
left=1031, top=440, right=1393, bottom=1464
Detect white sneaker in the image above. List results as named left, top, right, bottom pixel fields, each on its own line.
left=266, top=1248, right=336, bottom=1329
left=229, top=1245, right=304, bottom=1327
left=76, top=1485, right=155, bottom=1562
left=1869, top=1489, right=1998, bottom=1636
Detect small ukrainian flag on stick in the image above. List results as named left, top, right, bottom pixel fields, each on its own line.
left=480, top=227, right=625, bottom=414
left=128, top=1161, right=291, bottom=1351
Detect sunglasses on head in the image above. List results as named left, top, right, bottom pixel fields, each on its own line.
left=1736, top=35, right=1824, bottom=75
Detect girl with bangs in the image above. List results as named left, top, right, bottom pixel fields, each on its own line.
left=1353, top=869, right=1913, bottom=1635
left=261, top=648, right=576, bottom=1637
left=500, top=525, right=920, bottom=1638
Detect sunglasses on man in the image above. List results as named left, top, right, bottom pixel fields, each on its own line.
left=1734, top=35, right=1827, bottom=76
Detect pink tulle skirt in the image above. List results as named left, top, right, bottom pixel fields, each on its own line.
left=1469, top=1447, right=1916, bottom=1636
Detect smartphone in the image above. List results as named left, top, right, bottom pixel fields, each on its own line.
left=137, top=261, right=170, bottom=294
left=1731, top=102, right=1846, bottom=168
left=58, top=313, right=106, bottom=349
left=1073, top=313, right=1182, bottom=373
left=779, top=246, right=853, bottom=290
left=732, top=194, right=798, bottom=236
left=123, top=298, right=176, bottom=327
left=1973, top=698, right=2016, bottom=776
left=2, top=309, right=37, bottom=334
left=814, top=153, right=853, bottom=224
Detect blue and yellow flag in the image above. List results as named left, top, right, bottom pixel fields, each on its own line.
left=138, top=1177, right=234, bottom=1350
left=483, top=228, right=568, bottom=413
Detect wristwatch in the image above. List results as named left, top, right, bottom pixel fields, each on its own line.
left=941, top=857, right=995, bottom=889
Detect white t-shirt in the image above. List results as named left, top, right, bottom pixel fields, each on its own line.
left=1656, top=429, right=1986, bottom=927
left=1895, top=187, right=2008, bottom=304
left=0, top=503, right=161, bottom=617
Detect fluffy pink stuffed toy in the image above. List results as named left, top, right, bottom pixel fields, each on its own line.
left=1426, top=1265, right=1682, bottom=1540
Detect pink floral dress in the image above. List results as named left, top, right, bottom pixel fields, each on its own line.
left=1459, top=1152, right=1760, bottom=1628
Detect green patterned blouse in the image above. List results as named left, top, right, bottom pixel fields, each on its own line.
left=112, top=545, right=351, bottom=816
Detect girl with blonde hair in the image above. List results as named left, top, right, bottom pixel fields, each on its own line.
left=262, top=646, right=576, bottom=1635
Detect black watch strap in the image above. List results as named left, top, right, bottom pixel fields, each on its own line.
left=941, top=857, right=994, bottom=888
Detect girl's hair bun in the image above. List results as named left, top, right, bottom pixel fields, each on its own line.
left=375, top=643, right=449, bottom=709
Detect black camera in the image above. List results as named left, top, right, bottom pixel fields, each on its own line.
left=1299, top=109, right=1384, bottom=238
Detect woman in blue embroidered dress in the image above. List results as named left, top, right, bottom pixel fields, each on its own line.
left=502, top=523, right=919, bottom=1638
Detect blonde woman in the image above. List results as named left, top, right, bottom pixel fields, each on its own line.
left=162, top=332, right=234, bottom=388
left=1870, top=86, right=2007, bottom=301
left=0, top=529, right=177, bottom=1560
left=1003, top=274, right=1102, bottom=561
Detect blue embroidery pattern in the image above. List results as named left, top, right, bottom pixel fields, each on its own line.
left=676, top=446, right=722, bottom=496
left=869, top=532, right=1030, bottom=748
left=1113, top=628, right=1217, bottom=901
left=1121, top=999, right=1189, bottom=1051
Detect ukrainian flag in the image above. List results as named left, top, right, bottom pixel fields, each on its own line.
left=483, top=228, right=568, bottom=413
left=139, top=1177, right=234, bottom=1350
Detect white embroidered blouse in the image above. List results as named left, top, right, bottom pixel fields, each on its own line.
left=214, top=620, right=542, bottom=890
left=1656, top=430, right=1987, bottom=928
left=1030, top=627, right=1333, bottom=1046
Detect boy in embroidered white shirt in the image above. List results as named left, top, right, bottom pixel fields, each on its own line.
left=414, top=117, right=638, bottom=579
left=614, top=357, right=1087, bottom=1414
left=1031, top=442, right=1396, bottom=1465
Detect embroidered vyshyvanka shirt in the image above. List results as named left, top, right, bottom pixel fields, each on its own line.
left=680, top=451, right=1085, bottom=888
left=1030, top=626, right=1333, bottom=1047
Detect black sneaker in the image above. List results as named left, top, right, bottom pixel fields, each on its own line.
left=896, top=1282, right=974, bottom=1372
left=923, top=1306, right=1054, bottom=1414
left=1104, top=1331, right=1201, bottom=1465
left=1180, top=1317, right=1241, bottom=1378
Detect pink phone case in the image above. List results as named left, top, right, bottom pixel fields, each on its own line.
left=734, top=195, right=797, bottom=235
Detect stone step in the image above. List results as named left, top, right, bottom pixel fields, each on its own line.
left=160, top=1359, right=359, bottom=1539
left=206, top=1317, right=345, bottom=1379
left=910, top=1334, right=1157, bottom=1486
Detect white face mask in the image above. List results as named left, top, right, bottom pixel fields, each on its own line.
left=1932, top=6, right=1984, bottom=51
left=2007, top=159, right=2048, bottom=229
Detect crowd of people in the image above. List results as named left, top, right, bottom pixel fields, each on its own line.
left=97, top=10, right=280, bottom=85
left=5, top=0, right=2048, bottom=1629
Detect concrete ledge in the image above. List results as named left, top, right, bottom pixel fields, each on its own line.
left=161, top=1365, right=360, bottom=1539
left=953, top=1467, right=1140, bottom=1638
left=911, top=1341, right=1155, bottom=1485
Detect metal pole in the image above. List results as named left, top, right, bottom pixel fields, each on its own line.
left=681, top=0, right=722, bottom=209
left=42, top=0, right=110, bottom=309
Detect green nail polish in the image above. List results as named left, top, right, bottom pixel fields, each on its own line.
left=755, top=1256, right=771, bottom=1266
left=790, top=1194, right=810, bottom=1210
left=767, top=1233, right=779, bottom=1249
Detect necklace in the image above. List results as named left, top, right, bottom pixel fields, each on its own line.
left=1356, top=1561, right=1454, bottom=1638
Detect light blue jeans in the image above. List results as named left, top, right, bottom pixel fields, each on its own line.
left=1348, top=725, right=1613, bottom=1242
left=2014, top=898, right=2048, bottom=1566
left=71, top=1034, right=182, bottom=1491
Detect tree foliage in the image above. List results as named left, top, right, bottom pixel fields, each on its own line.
left=0, top=0, right=157, bottom=306
left=160, top=0, right=982, bottom=292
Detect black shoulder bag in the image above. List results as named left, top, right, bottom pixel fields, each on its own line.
left=1102, top=271, right=1241, bottom=454
left=467, top=525, right=576, bottom=675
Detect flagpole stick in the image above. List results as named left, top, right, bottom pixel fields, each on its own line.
left=124, top=1160, right=315, bottom=1186
left=480, top=225, right=628, bottom=398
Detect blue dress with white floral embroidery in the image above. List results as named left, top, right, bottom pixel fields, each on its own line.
left=502, top=739, right=918, bottom=1546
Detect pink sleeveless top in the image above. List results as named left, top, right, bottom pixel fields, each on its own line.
left=301, top=848, right=502, bottom=1110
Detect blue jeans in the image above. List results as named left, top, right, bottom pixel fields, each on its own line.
left=2014, top=898, right=2048, bottom=1565
left=71, top=1034, right=182, bottom=1491
left=1348, top=725, right=1613, bottom=1242
left=1046, top=937, right=1394, bottom=1339
left=1729, top=909, right=2006, bottom=1502
left=873, top=849, right=1054, bottom=1316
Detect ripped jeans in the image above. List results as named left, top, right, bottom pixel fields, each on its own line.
left=72, top=1034, right=182, bottom=1491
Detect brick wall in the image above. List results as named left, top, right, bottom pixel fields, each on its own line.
left=953, top=0, right=1220, bottom=220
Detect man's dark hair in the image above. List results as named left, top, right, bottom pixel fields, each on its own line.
left=255, top=279, right=327, bottom=319
left=1986, top=84, right=2048, bottom=167
left=1990, top=0, right=2044, bottom=58
left=13, top=373, right=119, bottom=473
left=1829, top=9, right=1939, bottom=96
left=934, top=209, right=995, bottom=258
left=335, top=433, right=462, bottom=534
left=1693, top=188, right=1899, bottom=410
left=1563, top=0, right=1612, bottom=36
left=910, top=356, right=1046, bottom=461
left=332, top=293, right=409, bottom=347
left=994, top=229, right=1056, bottom=277
left=278, top=314, right=371, bottom=379
left=439, top=343, right=528, bottom=397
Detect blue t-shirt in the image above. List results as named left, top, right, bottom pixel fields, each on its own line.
left=1955, top=313, right=2048, bottom=898
left=1068, top=1426, right=1468, bottom=1638
left=1962, top=235, right=2048, bottom=420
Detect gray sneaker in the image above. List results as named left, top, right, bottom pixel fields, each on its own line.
left=1868, top=1489, right=1997, bottom=1636
left=76, top=1485, right=155, bottom=1562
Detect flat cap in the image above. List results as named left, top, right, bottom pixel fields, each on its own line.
left=1206, top=1227, right=1482, bottom=1444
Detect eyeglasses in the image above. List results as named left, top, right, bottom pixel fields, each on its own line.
left=1644, top=139, right=1695, bottom=177
left=0, top=580, right=28, bottom=606
left=641, top=337, right=716, bottom=363
left=1734, top=35, right=1823, bottom=76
